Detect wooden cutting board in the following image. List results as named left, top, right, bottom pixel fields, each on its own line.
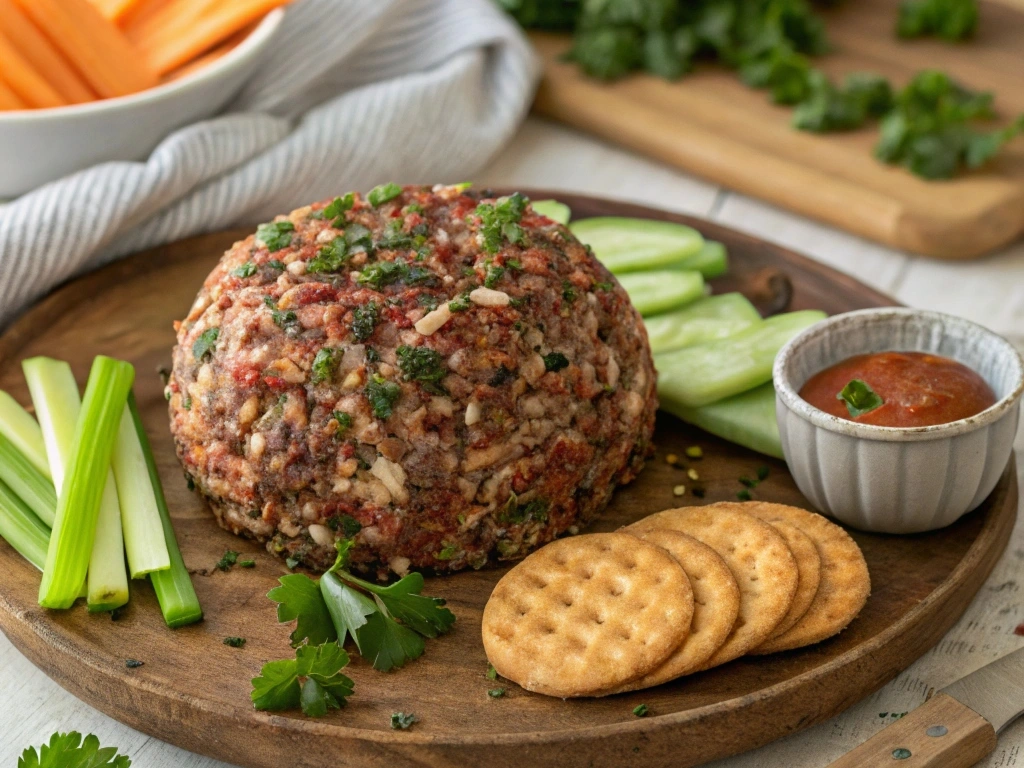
left=530, top=0, right=1024, bottom=260
left=0, top=191, right=1016, bottom=768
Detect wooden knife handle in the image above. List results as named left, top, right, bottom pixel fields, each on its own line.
left=827, top=693, right=997, bottom=768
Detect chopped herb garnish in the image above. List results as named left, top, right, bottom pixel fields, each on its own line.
left=449, top=291, right=472, bottom=312
left=418, top=293, right=439, bottom=312
left=286, top=556, right=300, bottom=570
left=436, top=544, right=459, bottom=561
left=391, top=712, right=418, bottom=730
left=632, top=703, right=649, bottom=717
left=307, top=237, right=351, bottom=274
left=267, top=259, right=285, bottom=271
left=396, top=345, right=447, bottom=395
left=488, top=687, right=506, bottom=699
left=256, top=221, right=295, bottom=252
left=757, top=466, right=770, bottom=481
left=337, top=514, right=361, bottom=537
left=367, top=182, right=403, bottom=206
left=239, top=559, right=256, bottom=568
left=321, top=192, right=355, bottom=224
left=331, top=411, right=353, bottom=433
left=739, top=476, right=757, bottom=489
left=562, top=280, right=577, bottom=302
left=473, top=193, right=528, bottom=253
left=20, top=732, right=132, bottom=768
left=365, top=374, right=401, bottom=419
left=486, top=664, right=498, bottom=681
left=125, top=659, right=144, bottom=668
left=837, top=379, right=884, bottom=417
left=192, top=327, right=219, bottom=362
left=377, top=219, right=414, bottom=250
left=542, top=352, right=570, bottom=372
left=264, top=296, right=298, bottom=332
left=310, top=347, right=343, bottom=384
left=737, top=489, right=752, bottom=501
left=357, top=259, right=435, bottom=290
left=499, top=493, right=550, bottom=525
left=365, top=347, right=381, bottom=364
left=251, top=641, right=353, bottom=717
left=489, top=365, right=515, bottom=387
left=484, top=264, right=506, bottom=288
left=344, top=222, right=374, bottom=255
left=898, top=0, right=978, bottom=41
left=217, top=550, right=239, bottom=571
left=232, top=262, right=257, bottom=278
left=351, top=301, right=380, bottom=342
left=224, top=636, right=246, bottom=648
left=593, top=281, right=614, bottom=292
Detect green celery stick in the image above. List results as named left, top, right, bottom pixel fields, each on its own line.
left=38, top=356, right=135, bottom=610
left=0, top=477, right=50, bottom=571
left=663, top=382, right=784, bottom=459
left=0, top=432, right=56, bottom=526
left=0, top=390, right=50, bottom=479
left=672, top=240, right=729, bottom=279
left=531, top=199, right=571, bottom=225
left=618, top=270, right=705, bottom=317
left=111, top=404, right=170, bottom=578
left=570, top=217, right=704, bottom=273
left=656, top=310, right=826, bottom=408
left=128, top=396, right=203, bottom=628
left=644, top=293, right=762, bottom=354
left=87, top=477, right=129, bottom=613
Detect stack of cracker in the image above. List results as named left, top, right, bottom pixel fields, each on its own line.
left=481, top=501, right=870, bottom=698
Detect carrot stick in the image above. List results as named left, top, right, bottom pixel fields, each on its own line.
left=0, top=76, right=28, bottom=110
left=15, top=0, right=157, bottom=98
left=139, top=0, right=289, bottom=76
left=0, top=0, right=96, bottom=104
left=160, top=24, right=251, bottom=83
left=119, top=0, right=173, bottom=31
left=0, top=29, right=65, bottom=108
left=90, top=0, right=144, bottom=23
left=126, top=0, right=217, bottom=47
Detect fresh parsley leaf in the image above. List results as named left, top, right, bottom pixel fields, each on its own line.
left=396, top=345, right=448, bottom=395
left=542, top=352, right=570, bottom=372
left=353, top=604, right=426, bottom=671
left=307, top=237, right=351, bottom=274
left=256, top=221, right=295, bottom=252
left=18, top=732, right=131, bottom=768
left=391, top=712, right=418, bottom=730
left=267, top=259, right=285, bottom=271
left=358, top=260, right=408, bottom=290
left=192, top=327, right=219, bottom=362
left=320, top=571, right=376, bottom=647
left=310, top=347, right=343, bottom=384
left=365, top=374, right=401, bottom=419
left=351, top=301, right=380, bottom=342
left=837, top=378, right=884, bottom=417
left=367, top=182, right=403, bottom=206
left=216, top=549, right=239, bottom=571
left=268, top=573, right=338, bottom=647
left=250, top=658, right=302, bottom=712
left=251, top=642, right=353, bottom=715
left=336, top=569, right=456, bottom=639
left=231, top=262, right=257, bottom=278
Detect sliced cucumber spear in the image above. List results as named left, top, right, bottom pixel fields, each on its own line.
left=531, top=199, right=571, bottom=226
left=673, top=240, right=728, bottom=279
left=617, top=270, right=705, bottom=317
left=664, top=382, right=783, bottom=459
left=570, top=217, right=704, bottom=274
left=656, top=310, right=826, bottom=408
left=644, top=293, right=761, bottom=355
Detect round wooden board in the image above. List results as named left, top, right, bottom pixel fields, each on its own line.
left=0, top=191, right=1015, bottom=768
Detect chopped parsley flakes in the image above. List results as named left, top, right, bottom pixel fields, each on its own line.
left=313, top=192, right=355, bottom=226
left=224, top=636, right=246, bottom=648
left=633, top=703, right=649, bottom=717
left=396, top=345, right=447, bottom=395
left=391, top=712, right=418, bottom=730
left=483, top=264, right=505, bottom=288
left=307, top=236, right=351, bottom=274
left=231, top=261, right=257, bottom=278
left=264, top=296, right=298, bottom=333
left=367, top=182, right=403, bottom=206
left=488, top=687, right=506, bottom=699
left=542, top=352, right=570, bottom=372
left=256, top=220, right=295, bottom=252
left=448, top=291, right=472, bottom=311
left=365, top=374, right=401, bottom=419
left=499, top=493, right=549, bottom=525
left=192, top=327, right=219, bottom=362
left=473, top=193, right=528, bottom=254
left=357, top=259, right=434, bottom=290
left=310, top=347, right=343, bottom=384
left=351, top=301, right=380, bottom=342
left=216, top=550, right=239, bottom=571
left=330, top=411, right=353, bottom=434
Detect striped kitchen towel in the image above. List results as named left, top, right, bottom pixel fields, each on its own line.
left=0, top=0, right=539, bottom=328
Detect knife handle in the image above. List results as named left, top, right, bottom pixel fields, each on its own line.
left=827, top=693, right=997, bottom=768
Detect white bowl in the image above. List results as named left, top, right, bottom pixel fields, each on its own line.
left=773, top=308, right=1024, bottom=534
left=0, top=9, right=285, bottom=199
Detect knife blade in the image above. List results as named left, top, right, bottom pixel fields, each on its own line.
left=828, top=646, right=1024, bottom=767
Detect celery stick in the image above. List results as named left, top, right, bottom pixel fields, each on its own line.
left=672, top=240, right=729, bottom=279
left=0, top=433, right=56, bottom=526
left=663, top=382, right=783, bottom=459
left=87, top=477, right=129, bottom=613
left=0, top=478, right=50, bottom=571
left=38, top=356, right=134, bottom=610
left=0, top=390, right=50, bottom=479
left=531, top=199, right=571, bottom=225
left=570, top=217, right=704, bottom=273
left=644, top=293, right=762, bottom=354
left=618, top=270, right=705, bottom=317
left=656, top=310, right=826, bottom=408
left=128, top=396, right=202, bottom=628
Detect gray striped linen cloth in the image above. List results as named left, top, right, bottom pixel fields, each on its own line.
left=0, top=0, right=539, bottom=328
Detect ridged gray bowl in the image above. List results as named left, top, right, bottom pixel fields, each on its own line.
left=773, top=308, right=1024, bottom=533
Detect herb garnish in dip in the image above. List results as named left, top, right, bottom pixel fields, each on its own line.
left=799, top=351, right=996, bottom=427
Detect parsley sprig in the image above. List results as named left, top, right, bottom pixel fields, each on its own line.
left=250, top=641, right=354, bottom=716
left=19, top=732, right=130, bottom=768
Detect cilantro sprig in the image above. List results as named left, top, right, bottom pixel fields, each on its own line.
left=19, top=732, right=130, bottom=768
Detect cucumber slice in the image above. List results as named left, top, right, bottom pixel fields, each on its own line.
left=656, top=310, right=826, bottom=407
left=618, top=270, right=705, bottom=317
left=531, top=199, right=571, bottom=225
left=662, top=382, right=783, bottom=459
left=673, top=240, right=728, bottom=279
left=570, top=217, right=704, bottom=274
left=644, top=293, right=761, bottom=354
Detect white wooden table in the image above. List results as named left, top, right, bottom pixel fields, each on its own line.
left=5, top=116, right=1024, bottom=767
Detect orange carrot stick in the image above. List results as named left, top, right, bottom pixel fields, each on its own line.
left=126, top=0, right=217, bottom=46
left=139, top=0, right=289, bottom=76
left=15, top=0, right=157, bottom=98
left=120, top=0, right=173, bottom=31
left=160, top=23, right=252, bottom=84
left=0, top=0, right=96, bottom=104
left=0, top=29, right=65, bottom=108
left=90, top=0, right=145, bottom=23
left=0, top=76, right=28, bottom=110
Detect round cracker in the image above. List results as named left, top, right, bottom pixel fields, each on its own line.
left=738, top=502, right=871, bottom=654
left=627, top=504, right=798, bottom=670
left=482, top=532, right=694, bottom=697
left=604, top=529, right=740, bottom=693
left=764, top=521, right=821, bottom=640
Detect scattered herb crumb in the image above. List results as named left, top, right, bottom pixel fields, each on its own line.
left=542, top=352, right=570, bottom=372
left=757, top=466, right=770, bottom=481
left=685, top=446, right=703, bottom=459
left=256, top=220, right=295, bottom=252
left=224, top=637, right=246, bottom=648
left=632, top=703, right=649, bottom=717
left=391, top=712, right=418, bottom=730
left=239, top=559, right=256, bottom=568
left=739, top=476, right=757, bottom=489
left=737, top=490, right=753, bottom=501
left=125, top=659, right=144, bottom=669
left=286, top=556, right=300, bottom=570
left=216, top=550, right=240, bottom=571
left=486, top=664, right=498, bottom=681
left=488, top=687, right=506, bottom=699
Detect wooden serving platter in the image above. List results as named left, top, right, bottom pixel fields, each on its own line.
left=530, top=0, right=1024, bottom=260
left=0, top=191, right=1016, bottom=768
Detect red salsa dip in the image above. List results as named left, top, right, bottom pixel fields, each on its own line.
left=799, top=351, right=997, bottom=428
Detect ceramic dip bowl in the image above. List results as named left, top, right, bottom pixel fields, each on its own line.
left=773, top=307, right=1024, bottom=533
